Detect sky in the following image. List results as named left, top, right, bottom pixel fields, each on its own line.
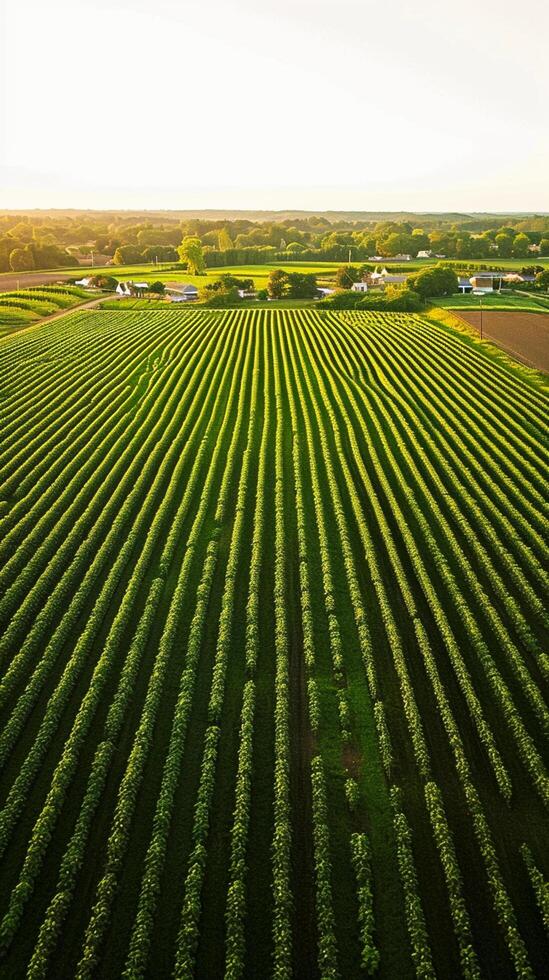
left=1, top=0, right=548, bottom=212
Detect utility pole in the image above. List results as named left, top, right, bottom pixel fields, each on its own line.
left=473, top=289, right=484, bottom=340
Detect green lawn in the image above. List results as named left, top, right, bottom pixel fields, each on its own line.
left=433, top=291, right=549, bottom=312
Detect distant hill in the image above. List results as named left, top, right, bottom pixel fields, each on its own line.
left=2, top=208, right=548, bottom=225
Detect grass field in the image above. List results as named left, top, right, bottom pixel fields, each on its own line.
left=0, top=308, right=547, bottom=979
left=436, top=291, right=549, bottom=313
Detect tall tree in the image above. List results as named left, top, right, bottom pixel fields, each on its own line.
left=495, top=233, right=513, bottom=257
left=218, top=227, right=234, bottom=251
left=512, top=233, right=530, bottom=258
left=178, top=236, right=205, bottom=274
left=9, top=246, right=35, bottom=271
left=267, top=269, right=288, bottom=299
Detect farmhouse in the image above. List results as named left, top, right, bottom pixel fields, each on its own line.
left=381, top=274, right=408, bottom=285
left=351, top=282, right=369, bottom=293
left=74, top=277, right=95, bottom=288
left=116, top=281, right=149, bottom=297
left=458, top=277, right=473, bottom=294
left=416, top=250, right=432, bottom=259
left=317, top=287, right=335, bottom=297
left=469, top=273, right=504, bottom=293
left=167, top=283, right=199, bottom=302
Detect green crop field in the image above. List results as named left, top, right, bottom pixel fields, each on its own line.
left=0, top=285, right=92, bottom=337
left=0, top=308, right=547, bottom=979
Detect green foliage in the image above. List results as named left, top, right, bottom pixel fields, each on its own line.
left=320, top=287, right=423, bottom=311
left=178, top=236, right=205, bottom=275
left=334, top=265, right=360, bottom=288
left=350, top=834, right=379, bottom=975
left=406, top=264, right=459, bottom=298
left=9, top=246, right=35, bottom=271
left=267, top=268, right=288, bottom=299
left=285, top=272, right=318, bottom=298
left=513, top=233, right=531, bottom=258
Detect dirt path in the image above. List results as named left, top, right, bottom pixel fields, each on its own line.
left=455, top=310, right=549, bottom=373
left=1, top=293, right=117, bottom=341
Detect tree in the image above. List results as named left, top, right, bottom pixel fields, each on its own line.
left=535, top=269, right=549, bottom=290
left=512, top=233, right=530, bottom=258
left=204, top=274, right=254, bottom=294
left=142, top=245, right=178, bottom=263
left=113, top=245, right=143, bottom=265
left=384, top=285, right=423, bottom=311
left=285, top=273, right=318, bottom=298
left=267, top=269, right=288, bottom=299
left=377, top=232, right=414, bottom=257
left=455, top=235, right=473, bottom=258
left=89, top=274, right=118, bottom=290
left=9, top=247, right=35, bottom=271
left=178, top=236, right=205, bottom=274
left=335, top=265, right=360, bottom=289
left=202, top=285, right=241, bottom=307
left=148, top=281, right=166, bottom=295
left=539, top=238, right=549, bottom=256
left=407, top=265, right=458, bottom=299
left=411, top=229, right=430, bottom=253
left=495, top=233, right=513, bottom=258
left=218, top=227, right=234, bottom=251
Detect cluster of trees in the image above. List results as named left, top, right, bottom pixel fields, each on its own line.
left=406, top=266, right=459, bottom=299
left=267, top=270, right=319, bottom=299
left=2, top=240, right=75, bottom=272
left=320, top=286, right=423, bottom=313
left=201, top=275, right=254, bottom=307
left=2, top=210, right=549, bottom=274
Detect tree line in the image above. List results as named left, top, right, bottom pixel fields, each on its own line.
left=2, top=212, right=549, bottom=273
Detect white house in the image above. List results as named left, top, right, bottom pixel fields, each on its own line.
left=351, top=282, right=369, bottom=293
left=416, top=250, right=432, bottom=259
left=317, top=287, right=335, bottom=298
left=74, top=277, right=95, bottom=287
left=238, top=289, right=257, bottom=299
left=116, top=281, right=149, bottom=297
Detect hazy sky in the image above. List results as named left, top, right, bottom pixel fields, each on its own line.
left=1, top=0, right=548, bottom=212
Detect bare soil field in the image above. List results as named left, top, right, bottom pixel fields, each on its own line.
left=0, top=271, right=72, bottom=293
left=458, top=310, right=549, bottom=373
